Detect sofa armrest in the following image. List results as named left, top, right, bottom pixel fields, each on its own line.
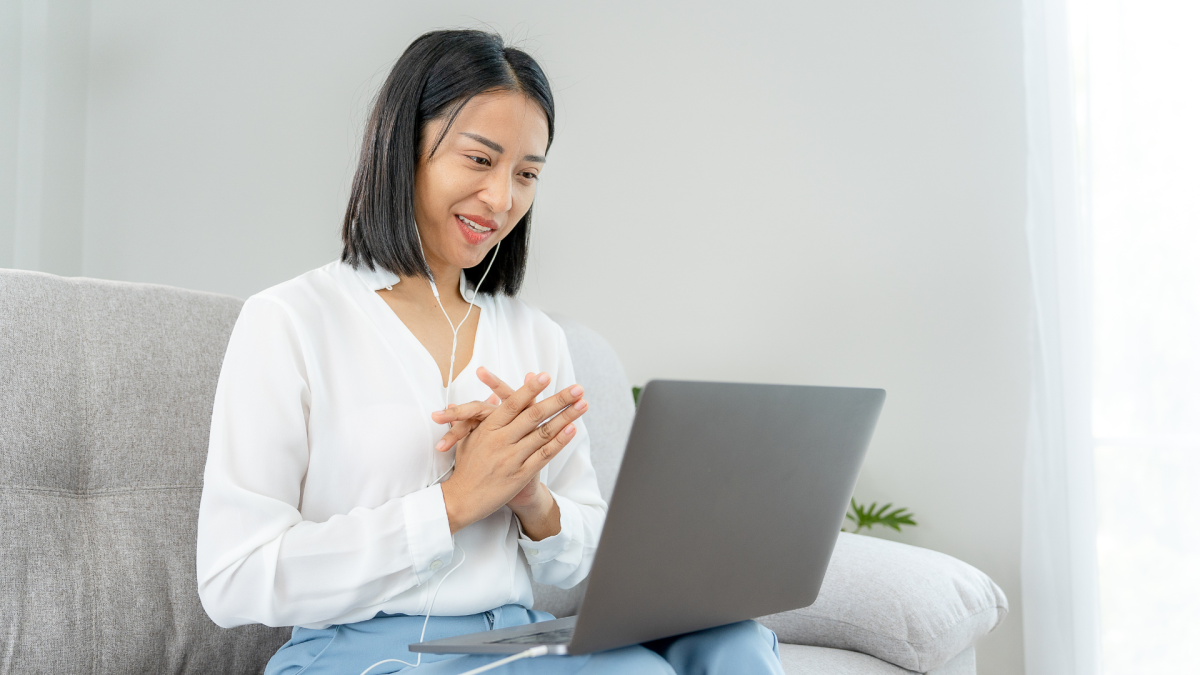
left=757, top=533, right=1007, bottom=673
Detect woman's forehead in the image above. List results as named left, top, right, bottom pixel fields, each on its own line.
left=447, top=91, right=549, bottom=155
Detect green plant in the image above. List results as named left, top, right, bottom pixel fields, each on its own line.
left=632, top=386, right=642, bottom=404
left=843, top=498, right=917, bottom=534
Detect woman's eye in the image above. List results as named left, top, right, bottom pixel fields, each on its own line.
left=468, top=155, right=490, bottom=166
left=520, top=172, right=539, bottom=181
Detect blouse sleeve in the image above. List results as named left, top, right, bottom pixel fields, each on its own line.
left=515, top=322, right=608, bottom=589
left=195, top=296, right=455, bottom=628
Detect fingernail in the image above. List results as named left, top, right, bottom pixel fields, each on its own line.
left=538, top=373, right=550, bottom=385
left=570, top=385, right=583, bottom=397
left=564, top=424, right=576, bottom=436
left=435, top=440, right=447, bottom=451
left=574, top=399, right=587, bottom=410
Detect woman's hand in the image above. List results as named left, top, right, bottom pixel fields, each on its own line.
left=432, top=369, right=587, bottom=539
left=431, top=367, right=523, bottom=452
left=435, top=369, right=562, bottom=515
left=432, top=368, right=582, bottom=538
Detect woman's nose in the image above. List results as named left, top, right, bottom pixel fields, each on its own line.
left=478, top=170, right=513, bottom=214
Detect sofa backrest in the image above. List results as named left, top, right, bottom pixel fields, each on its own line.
left=0, top=269, right=635, bottom=672
left=0, top=269, right=288, bottom=674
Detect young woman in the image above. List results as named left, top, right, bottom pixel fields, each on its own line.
left=196, top=30, right=783, bottom=675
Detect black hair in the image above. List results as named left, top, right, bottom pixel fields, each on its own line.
left=340, top=29, right=555, bottom=296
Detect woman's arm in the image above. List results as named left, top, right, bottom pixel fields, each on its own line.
left=195, top=297, right=455, bottom=628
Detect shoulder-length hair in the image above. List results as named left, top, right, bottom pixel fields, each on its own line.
left=340, top=30, right=555, bottom=296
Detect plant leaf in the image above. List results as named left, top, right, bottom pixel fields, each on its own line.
left=843, top=497, right=918, bottom=533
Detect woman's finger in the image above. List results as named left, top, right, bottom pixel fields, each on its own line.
left=483, top=372, right=554, bottom=429
left=476, top=367, right=517, bottom=401
left=521, top=421, right=579, bottom=473
left=517, top=395, right=587, bottom=458
left=505, top=383, right=586, bottom=442
left=436, top=418, right=481, bottom=451
left=431, top=400, right=496, bottom=425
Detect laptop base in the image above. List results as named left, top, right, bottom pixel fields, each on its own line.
left=410, top=616, right=575, bottom=655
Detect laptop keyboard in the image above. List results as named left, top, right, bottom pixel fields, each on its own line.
left=486, top=626, right=575, bottom=645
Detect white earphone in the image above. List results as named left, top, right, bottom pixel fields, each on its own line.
left=424, top=234, right=501, bottom=410
left=387, top=227, right=502, bottom=409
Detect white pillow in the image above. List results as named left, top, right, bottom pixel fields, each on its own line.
left=757, top=532, right=1008, bottom=672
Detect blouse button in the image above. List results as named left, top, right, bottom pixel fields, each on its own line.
left=430, top=560, right=443, bottom=571
left=528, top=549, right=539, bottom=556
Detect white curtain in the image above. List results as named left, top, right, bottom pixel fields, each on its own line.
left=1083, top=0, right=1200, bottom=671
left=1021, top=0, right=1101, bottom=672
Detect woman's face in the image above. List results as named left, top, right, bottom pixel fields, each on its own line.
left=414, top=90, right=549, bottom=273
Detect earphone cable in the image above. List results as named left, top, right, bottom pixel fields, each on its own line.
left=413, top=226, right=502, bottom=409
left=359, top=230, right=508, bottom=675
left=356, top=540, right=468, bottom=675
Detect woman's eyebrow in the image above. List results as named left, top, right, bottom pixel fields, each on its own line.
left=461, top=132, right=504, bottom=153
left=460, top=132, right=546, bottom=163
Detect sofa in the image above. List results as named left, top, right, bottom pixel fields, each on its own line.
left=0, top=268, right=1007, bottom=674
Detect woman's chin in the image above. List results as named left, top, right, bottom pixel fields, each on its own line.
left=450, top=252, right=488, bottom=271
left=455, top=244, right=498, bottom=270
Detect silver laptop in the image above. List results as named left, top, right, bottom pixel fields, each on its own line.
left=412, top=379, right=885, bottom=656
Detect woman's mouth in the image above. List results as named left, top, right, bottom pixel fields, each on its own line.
left=457, top=215, right=491, bottom=234
left=456, top=214, right=496, bottom=244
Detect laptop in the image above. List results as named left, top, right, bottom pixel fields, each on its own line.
left=411, top=379, right=886, bottom=656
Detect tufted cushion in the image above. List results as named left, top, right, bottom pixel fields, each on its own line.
left=758, top=532, right=1007, bottom=672
left=0, top=269, right=287, bottom=674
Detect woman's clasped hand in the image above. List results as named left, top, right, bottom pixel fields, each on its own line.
left=432, top=366, right=588, bottom=540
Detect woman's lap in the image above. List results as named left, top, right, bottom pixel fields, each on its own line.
left=646, top=620, right=783, bottom=675
left=264, top=605, right=779, bottom=675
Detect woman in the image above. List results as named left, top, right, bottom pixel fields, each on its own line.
left=196, top=30, right=783, bottom=674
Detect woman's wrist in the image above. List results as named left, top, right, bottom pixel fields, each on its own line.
left=440, top=480, right=471, bottom=535
left=511, top=484, right=561, bottom=541
left=442, top=479, right=561, bottom=539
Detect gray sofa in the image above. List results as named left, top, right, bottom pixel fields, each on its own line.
left=0, top=269, right=1007, bottom=674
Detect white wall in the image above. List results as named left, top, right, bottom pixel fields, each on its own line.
left=3, top=2, right=1029, bottom=672
left=1, top=0, right=90, bottom=274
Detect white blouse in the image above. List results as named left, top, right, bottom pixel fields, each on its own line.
left=196, top=260, right=606, bottom=629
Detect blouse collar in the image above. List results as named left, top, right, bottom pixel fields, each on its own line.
left=348, top=261, right=477, bottom=299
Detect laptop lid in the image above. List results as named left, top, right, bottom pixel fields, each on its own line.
left=566, top=380, right=885, bottom=654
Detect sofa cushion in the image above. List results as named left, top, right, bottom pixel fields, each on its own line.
left=778, top=644, right=977, bottom=675
left=779, top=644, right=913, bottom=675
left=759, top=533, right=1006, bottom=672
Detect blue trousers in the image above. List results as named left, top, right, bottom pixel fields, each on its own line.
left=264, top=604, right=783, bottom=675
